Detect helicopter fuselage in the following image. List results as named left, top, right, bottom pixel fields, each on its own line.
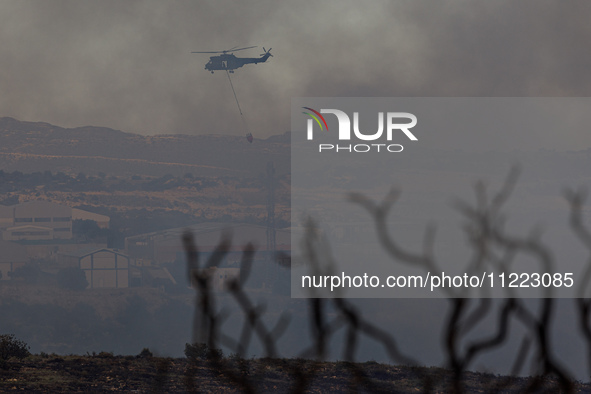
left=205, top=53, right=271, bottom=73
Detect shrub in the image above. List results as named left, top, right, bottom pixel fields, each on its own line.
left=0, top=334, right=30, bottom=361
left=138, top=348, right=153, bottom=358
left=184, top=342, right=223, bottom=361
left=9, top=263, right=40, bottom=283
left=57, top=267, right=88, bottom=291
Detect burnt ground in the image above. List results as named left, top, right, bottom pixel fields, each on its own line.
left=0, top=354, right=588, bottom=393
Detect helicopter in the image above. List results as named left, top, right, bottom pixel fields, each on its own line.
left=192, top=46, right=272, bottom=73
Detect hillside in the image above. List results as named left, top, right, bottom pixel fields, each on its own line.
left=1, top=355, right=586, bottom=393
left=0, top=117, right=290, bottom=178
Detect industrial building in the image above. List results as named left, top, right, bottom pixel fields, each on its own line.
left=72, top=208, right=110, bottom=229
left=125, top=222, right=291, bottom=291
left=125, top=222, right=290, bottom=264
left=0, top=201, right=109, bottom=241
left=59, top=248, right=129, bottom=288
left=1, top=201, right=72, bottom=241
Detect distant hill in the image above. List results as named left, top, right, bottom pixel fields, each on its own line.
left=0, top=117, right=290, bottom=177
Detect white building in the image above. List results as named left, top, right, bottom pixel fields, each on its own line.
left=0, top=201, right=109, bottom=241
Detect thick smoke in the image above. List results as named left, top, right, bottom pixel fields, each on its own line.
left=0, top=0, right=590, bottom=146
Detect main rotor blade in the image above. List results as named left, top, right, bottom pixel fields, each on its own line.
left=229, top=45, right=257, bottom=52
left=191, top=45, right=256, bottom=54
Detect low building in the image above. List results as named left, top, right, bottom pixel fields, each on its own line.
left=125, top=222, right=291, bottom=265
left=59, top=248, right=129, bottom=288
left=0, top=201, right=110, bottom=242
left=144, top=266, right=177, bottom=288
left=22, top=242, right=107, bottom=261
left=0, top=205, right=13, bottom=229
left=126, top=222, right=291, bottom=291
left=9, top=201, right=72, bottom=240
left=3, top=224, right=55, bottom=241
left=72, top=208, right=110, bottom=229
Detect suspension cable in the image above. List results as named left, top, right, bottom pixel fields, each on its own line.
left=225, top=69, right=250, bottom=138
left=225, top=69, right=243, bottom=115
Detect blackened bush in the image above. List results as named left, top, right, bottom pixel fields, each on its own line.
left=138, top=348, right=153, bottom=358
left=0, top=334, right=30, bottom=361
left=185, top=342, right=223, bottom=361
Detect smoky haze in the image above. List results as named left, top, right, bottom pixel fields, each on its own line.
left=1, top=1, right=591, bottom=146
left=2, top=1, right=591, bottom=387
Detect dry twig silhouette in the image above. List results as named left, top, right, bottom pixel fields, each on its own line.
left=177, top=169, right=590, bottom=392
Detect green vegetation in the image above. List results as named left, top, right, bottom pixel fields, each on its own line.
left=0, top=334, right=30, bottom=368
left=0, top=293, right=192, bottom=356
left=56, top=267, right=89, bottom=291
left=8, top=263, right=41, bottom=283
left=0, top=169, right=270, bottom=196
left=0, top=169, right=290, bottom=248
left=72, top=219, right=109, bottom=242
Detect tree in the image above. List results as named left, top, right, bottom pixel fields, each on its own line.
left=9, top=263, right=41, bottom=283
left=73, top=219, right=108, bottom=241
left=57, top=267, right=89, bottom=291
left=0, top=334, right=30, bottom=362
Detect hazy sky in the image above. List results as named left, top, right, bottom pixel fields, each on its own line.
left=1, top=1, right=591, bottom=142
